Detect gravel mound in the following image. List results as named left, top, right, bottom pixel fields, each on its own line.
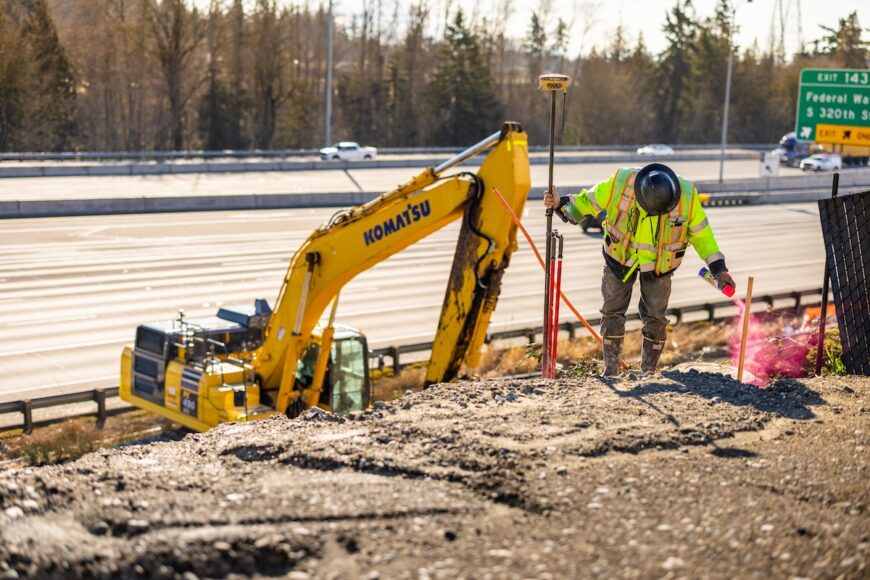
left=0, top=372, right=867, bottom=579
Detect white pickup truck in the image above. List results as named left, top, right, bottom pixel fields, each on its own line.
left=319, top=142, right=378, bottom=161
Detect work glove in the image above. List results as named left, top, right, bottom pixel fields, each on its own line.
left=715, top=270, right=735, bottom=291
left=709, top=259, right=735, bottom=292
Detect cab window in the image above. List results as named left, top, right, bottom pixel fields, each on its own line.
left=331, top=337, right=367, bottom=414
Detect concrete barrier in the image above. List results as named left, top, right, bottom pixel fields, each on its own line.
left=1, top=187, right=859, bottom=219
left=697, top=168, right=870, bottom=194
left=0, top=152, right=762, bottom=179
left=3, top=168, right=867, bottom=219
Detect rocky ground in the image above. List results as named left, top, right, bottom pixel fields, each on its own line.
left=0, top=370, right=867, bottom=579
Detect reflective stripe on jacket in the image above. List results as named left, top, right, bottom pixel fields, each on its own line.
left=563, top=167, right=723, bottom=281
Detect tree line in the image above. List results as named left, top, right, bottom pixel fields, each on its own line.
left=0, top=0, right=866, bottom=152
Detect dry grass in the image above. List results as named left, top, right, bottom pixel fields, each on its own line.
left=7, top=418, right=102, bottom=465
left=475, top=344, right=538, bottom=376
left=660, top=321, right=733, bottom=365
left=1, top=410, right=174, bottom=466
left=371, top=365, right=427, bottom=402
left=472, top=320, right=736, bottom=377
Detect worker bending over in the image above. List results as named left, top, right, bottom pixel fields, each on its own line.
left=544, top=163, right=733, bottom=375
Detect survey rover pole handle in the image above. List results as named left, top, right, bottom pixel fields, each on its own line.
left=539, top=74, right=569, bottom=378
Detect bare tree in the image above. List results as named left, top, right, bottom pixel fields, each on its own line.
left=250, top=0, right=284, bottom=148
left=143, top=0, right=205, bottom=149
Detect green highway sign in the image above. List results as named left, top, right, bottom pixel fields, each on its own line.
left=795, top=68, right=870, bottom=146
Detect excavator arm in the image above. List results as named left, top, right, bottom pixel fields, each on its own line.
left=254, top=122, right=531, bottom=413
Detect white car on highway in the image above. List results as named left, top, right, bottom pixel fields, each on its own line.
left=799, top=153, right=842, bottom=172
left=637, top=144, right=675, bottom=156
left=319, top=142, right=378, bottom=161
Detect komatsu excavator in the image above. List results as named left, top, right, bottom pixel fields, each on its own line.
left=120, top=123, right=531, bottom=431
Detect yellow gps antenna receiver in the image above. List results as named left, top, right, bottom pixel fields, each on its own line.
left=538, top=73, right=570, bottom=93
left=538, top=73, right=570, bottom=378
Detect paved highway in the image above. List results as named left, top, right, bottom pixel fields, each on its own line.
left=0, top=202, right=823, bottom=402
left=0, top=159, right=805, bottom=204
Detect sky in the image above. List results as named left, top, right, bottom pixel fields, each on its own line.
left=327, top=0, right=868, bottom=58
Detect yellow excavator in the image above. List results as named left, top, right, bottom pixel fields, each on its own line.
left=120, top=123, right=531, bottom=431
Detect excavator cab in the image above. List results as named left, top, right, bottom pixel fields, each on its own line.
left=292, top=324, right=371, bottom=415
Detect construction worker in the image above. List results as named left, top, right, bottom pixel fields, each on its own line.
left=543, top=163, right=734, bottom=375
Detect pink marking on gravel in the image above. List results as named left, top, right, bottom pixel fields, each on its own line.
left=729, top=300, right=813, bottom=387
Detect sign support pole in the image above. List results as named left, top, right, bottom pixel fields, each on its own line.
left=815, top=173, right=839, bottom=376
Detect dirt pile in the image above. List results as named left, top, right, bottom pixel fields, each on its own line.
left=1, top=371, right=867, bottom=579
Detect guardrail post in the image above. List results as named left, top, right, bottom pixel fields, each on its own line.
left=791, top=291, right=802, bottom=312
left=95, top=390, right=107, bottom=428
left=21, top=400, right=33, bottom=435
left=762, top=295, right=774, bottom=310
left=567, top=323, right=576, bottom=340
left=705, top=303, right=716, bottom=321
left=671, top=308, right=683, bottom=325
left=391, top=346, right=401, bottom=373
left=527, top=330, right=536, bottom=344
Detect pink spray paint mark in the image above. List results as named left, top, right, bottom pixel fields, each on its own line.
left=728, top=299, right=814, bottom=387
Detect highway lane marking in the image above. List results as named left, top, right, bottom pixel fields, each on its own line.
left=72, top=225, right=109, bottom=238
left=5, top=314, right=97, bottom=327
left=0, top=374, right=118, bottom=399
left=0, top=338, right=129, bottom=358
left=0, top=256, right=823, bottom=330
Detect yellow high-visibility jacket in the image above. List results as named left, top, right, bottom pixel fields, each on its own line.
left=561, top=167, right=724, bottom=281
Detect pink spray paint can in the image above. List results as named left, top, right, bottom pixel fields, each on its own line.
left=699, top=267, right=735, bottom=298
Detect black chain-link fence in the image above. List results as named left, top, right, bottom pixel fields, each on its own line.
left=818, top=188, right=870, bottom=375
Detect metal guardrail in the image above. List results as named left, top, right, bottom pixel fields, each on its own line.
left=369, top=287, right=825, bottom=373
left=0, top=287, right=823, bottom=434
left=0, top=144, right=776, bottom=162
left=0, top=387, right=118, bottom=435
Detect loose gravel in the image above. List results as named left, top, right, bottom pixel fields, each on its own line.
left=0, top=371, right=867, bottom=579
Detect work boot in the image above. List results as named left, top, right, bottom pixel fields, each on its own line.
left=602, top=336, right=624, bottom=377
left=641, top=336, right=666, bottom=374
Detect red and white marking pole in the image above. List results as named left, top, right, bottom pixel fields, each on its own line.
left=549, top=233, right=564, bottom=378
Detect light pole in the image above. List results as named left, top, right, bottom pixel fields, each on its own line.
left=718, top=0, right=750, bottom=183
left=324, top=0, right=334, bottom=148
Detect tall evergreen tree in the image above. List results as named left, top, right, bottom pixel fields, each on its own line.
left=0, top=8, right=30, bottom=151
left=680, top=1, right=730, bottom=142
left=227, top=0, right=247, bottom=149
left=819, top=11, right=867, bottom=68
left=250, top=0, right=284, bottom=148
left=427, top=10, right=501, bottom=146
left=198, top=1, right=234, bottom=150
left=19, top=0, right=77, bottom=151
left=655, top=0, right=697, bottom=142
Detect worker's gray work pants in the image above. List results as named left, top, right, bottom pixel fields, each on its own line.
left=600, top=265, right=672, bottom=342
